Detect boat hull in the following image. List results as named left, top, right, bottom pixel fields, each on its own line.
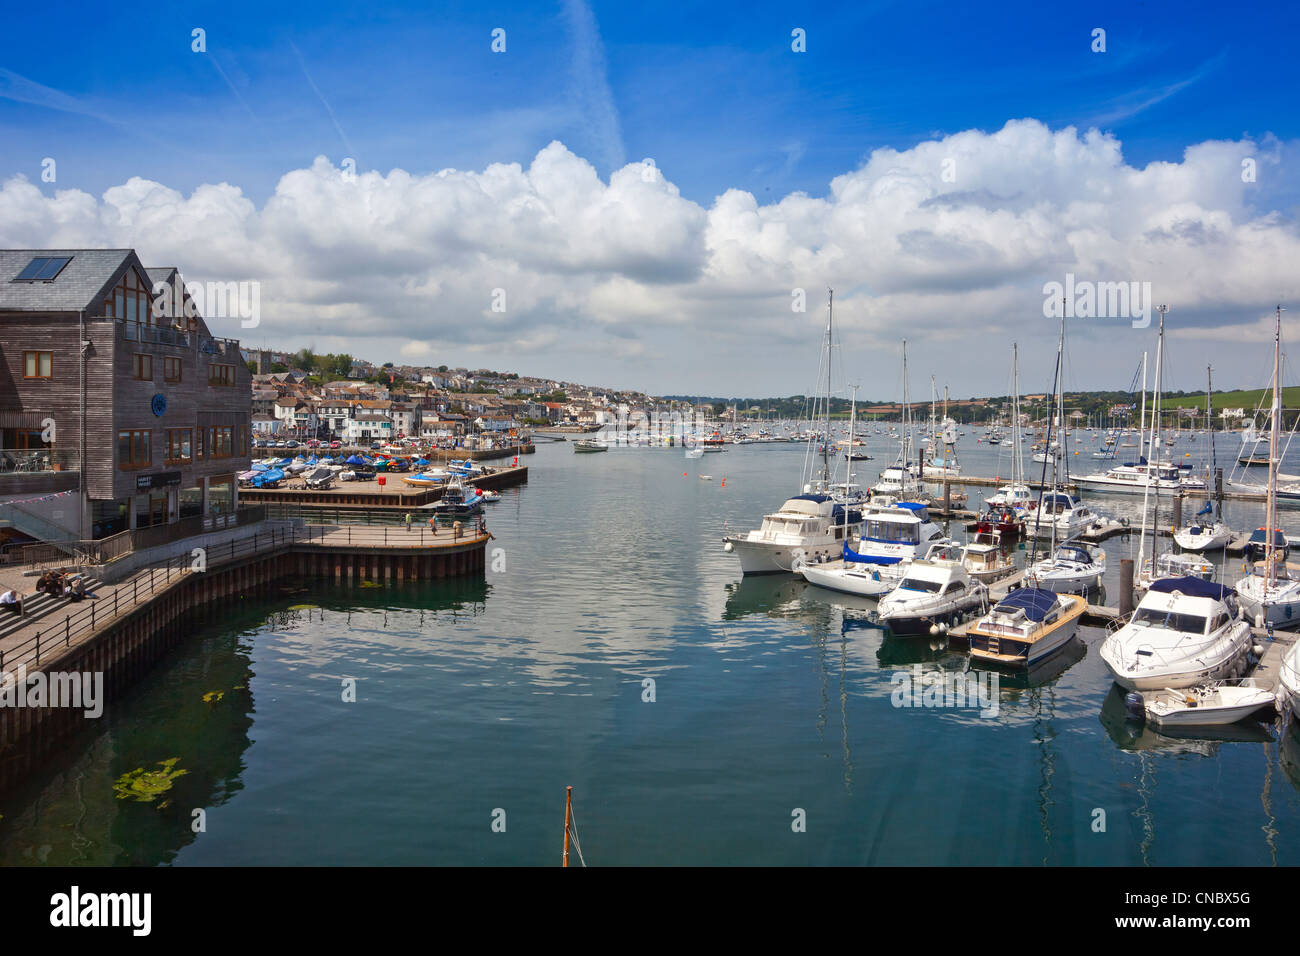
left=878, top=594, right=985, bottom=637
left=967, top=597, right=1086, bottom=669
left=1100, top=624, right=1252, bottom=691
left=726, top=537, right=845, bottom=576
left=799, top=560, right=898, bottom=597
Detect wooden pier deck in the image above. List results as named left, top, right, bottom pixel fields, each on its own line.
left=239, top=464, right=528, bottom=509
left=1246, top=626, right=1299, bottom=696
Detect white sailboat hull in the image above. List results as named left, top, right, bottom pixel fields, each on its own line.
left=799, top=559, right=900, bottom=597
left=1172, top=522, right=1232, bottom=551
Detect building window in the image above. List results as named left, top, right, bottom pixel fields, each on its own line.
left=195, top=427, right=205, bottom=460
left=209, top=364, right=236, bottom=386
left=23, top=351, right=52, bottom=378
left=164, top=356, right=182, bottom=383
left=132, top=353, right=153, bottom=380
left=166, top=428, right=192, bottom=463
left=118, top=430, right=152, bottom=469
left=209, top=425, right=233, bottom=458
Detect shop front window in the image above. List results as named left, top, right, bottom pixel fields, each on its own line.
left=208, top=479, right=233, bottom=516
left=179, top=486, right=203, bottom=520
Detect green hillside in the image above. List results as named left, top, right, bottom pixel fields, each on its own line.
left=1161, top=387, right=1300, bottom=413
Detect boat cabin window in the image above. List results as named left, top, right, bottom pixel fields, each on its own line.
left=866, top=519, right=919, bottom=544
left=1132, top=608, right=1208, bottom=633
left=898, top=578, right=942, bottom=593
left=944, top=582, right=965, bottom=595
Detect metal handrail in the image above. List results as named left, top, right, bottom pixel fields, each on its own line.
left=0, top=518, right=489, bottom=674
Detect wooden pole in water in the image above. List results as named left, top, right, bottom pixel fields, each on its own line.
left=1119, top=559, right=1134, bottom=616
left=562, top=785, right=573, bottom=868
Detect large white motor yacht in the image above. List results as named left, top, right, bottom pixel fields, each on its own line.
left=1099, top=576, right=1253, bottom=690
left=724, top=492, right=864, bottom=575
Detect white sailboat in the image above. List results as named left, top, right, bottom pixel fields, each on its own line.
left=1235, top=306, right=1300, bottom=626
left=1173, top=366, right=1231, bottom=550
left=1023, top=311, right=1105, bottom=593
left=873, top=342, right=923, bottom=500
left=724, top=291, right=865, bottom=574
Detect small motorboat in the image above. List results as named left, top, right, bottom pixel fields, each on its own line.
left=966, top=587, right=1087, bottom=669
left=1141, top=679, right=1276, bottom=728
left=574, top=439, right=608, bottom=453
left=477, top=489, right=501, bottom=502
left=876, top=554, right=988, bottom=637
left=685, top=448, right=704, bottom=459
left=433, top=477, right=485, bottom=517
left=304, top=466, right=335, bottom=490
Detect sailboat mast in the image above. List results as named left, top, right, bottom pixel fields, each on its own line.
left=1267, top=306, right=1282, bottom=586
left=823, top=289, right=833, bottom=485
left=846, top=384, right=858, bottom=523
left=1208, top=365, right=1220, bottom=519
left=1012, top=343, right=1022, bottom=487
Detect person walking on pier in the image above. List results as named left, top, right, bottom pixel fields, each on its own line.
left=404, top=512, right=412, bottom=532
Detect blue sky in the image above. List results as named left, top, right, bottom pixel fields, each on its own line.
left=4, top=0, right=1293, bottom=205
left=2, top=0, right=1298, bottom=396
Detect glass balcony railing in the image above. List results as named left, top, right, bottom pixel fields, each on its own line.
left=0, top=447, right=80, bottom=474
left=118, top=319, right=193, bottom=348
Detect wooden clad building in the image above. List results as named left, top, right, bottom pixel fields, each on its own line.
left=0, top=249, right=252, bottom=540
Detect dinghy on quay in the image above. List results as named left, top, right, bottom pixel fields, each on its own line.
left=966, top=588, right=1087, bottom=669
left=1099, top=576, right=1253, bottom=691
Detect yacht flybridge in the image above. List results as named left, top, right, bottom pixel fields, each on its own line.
left=725, top=291, right=866, bottom=575
left=1100, top=576, right=1252, bottom=690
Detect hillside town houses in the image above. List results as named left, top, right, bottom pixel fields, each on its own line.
left=235, top=349, right=682, bottom=445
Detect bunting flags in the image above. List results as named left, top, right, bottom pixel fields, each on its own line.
left=0, top=489, right=77, bottom=507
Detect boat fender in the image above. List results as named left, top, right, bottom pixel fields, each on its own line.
left=724, top=541, right=734, bottom=553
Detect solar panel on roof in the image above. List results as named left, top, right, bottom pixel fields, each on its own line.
left=12, top=255, right=72, bottom=282
left=35, top=256, right=71, bottom=279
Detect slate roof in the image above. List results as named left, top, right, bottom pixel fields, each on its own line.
left=0, top=248, right=137, bottom=313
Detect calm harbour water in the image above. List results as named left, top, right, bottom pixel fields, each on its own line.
left=2, top=433, right=1299, bottom=866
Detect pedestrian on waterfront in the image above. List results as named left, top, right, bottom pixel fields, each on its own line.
left=453, top=520, right=463, bottom=540
left=404, top=512, right=412, bottom=532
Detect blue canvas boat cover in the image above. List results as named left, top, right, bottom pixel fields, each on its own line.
left=843, top=542, right=902, bottom=565
left=994, top=588, right=1058, bottom=622
left=1147, top=576, right=1233, bottom=600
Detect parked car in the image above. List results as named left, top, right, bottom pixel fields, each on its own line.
left=329, top=440, right=342, bottom=449
left=285, top=440, right=300, bottom=448
left=274, top=440, right=287, bottom=448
